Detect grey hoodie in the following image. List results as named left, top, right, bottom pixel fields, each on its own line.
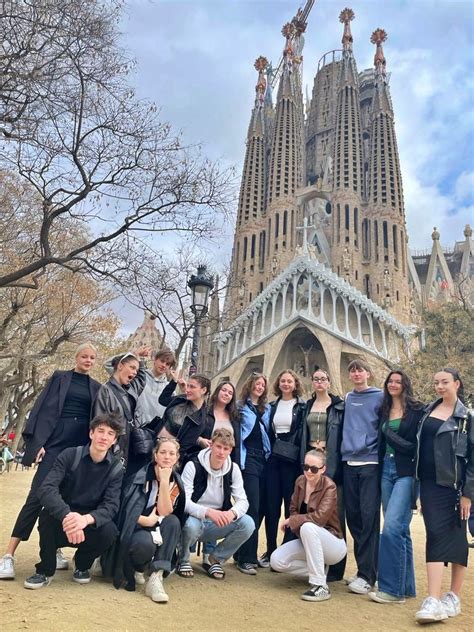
left=181, top=448, right=249, bottom=520
left=341, top=387, right=384, bottom=463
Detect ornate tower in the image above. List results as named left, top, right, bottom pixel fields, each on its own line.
left=330, top=8, right=365, bottom=288
left=366, top=29, right=410, bottom=321
left=226, top=57, right=272, bottom=318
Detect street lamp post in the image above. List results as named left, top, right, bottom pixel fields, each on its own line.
left=187, top=265, right=214, bottom=375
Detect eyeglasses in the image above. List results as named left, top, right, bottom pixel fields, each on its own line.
left=303, top=463, right=324, bottom=473
left=312, top=377, right=328, bottom=383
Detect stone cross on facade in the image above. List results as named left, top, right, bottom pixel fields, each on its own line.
left=296, top=216, right=313, bottom=255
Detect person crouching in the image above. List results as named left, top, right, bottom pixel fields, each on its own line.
left=270, top=449, right=347, bottom=602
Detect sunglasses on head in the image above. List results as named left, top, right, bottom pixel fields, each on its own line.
left=303, top=463, right=324, bottom=473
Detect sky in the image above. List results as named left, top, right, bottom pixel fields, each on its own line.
left=117, top=0, right=474, bottom=331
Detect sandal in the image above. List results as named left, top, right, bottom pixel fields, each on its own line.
left=205, top=562, right=225, bottom=580
left=177, top=562, right=194, bottom=578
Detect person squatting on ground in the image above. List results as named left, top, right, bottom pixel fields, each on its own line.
left=109, top=437, right=186, bottom=603
left=233, top=373, right=272, bottom=575
left=341, top=359, right=383, bottom=595
left=259, top=370, right=306, bottom=568
left=368, top=369, right=424, bottom=605
left=302, top=368, right=346, bottom=582
left=178, top=428, right=254, bottom=580
left=414, top=368, right=473, bottom=625
left=94, top=348, right=149, bottom=476
left=270, top=449, right=347, bottom=602
left=0, top=343, right=100, bottom=580
left=23, top=413, right=124, bottom=589
left=157, top=374, right=211, bottom=467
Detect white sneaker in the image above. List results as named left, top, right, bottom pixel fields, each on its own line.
left=440, top=591, right=461, bottom=618
left=56, top=549, right=69, bottom=570
left=348, top=577, right=372, bottom=594
left=135, top=571, right=146, bottom=585
left=343, top=574, right=357, bottom=585
left=146, top=570, right=169, bottom=603
left=415, top=596, right=448, bottom=623
left=0, top=554, right=15, bottom=579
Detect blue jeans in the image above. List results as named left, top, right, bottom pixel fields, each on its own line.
left=378, top=456, right=417, bottom=597
left=180, top=515, right=254, bottom=564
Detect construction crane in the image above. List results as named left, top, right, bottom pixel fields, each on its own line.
left=269, top=0, right=316, bottom=89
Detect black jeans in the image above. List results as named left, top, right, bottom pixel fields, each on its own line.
left=264, top=455, right=300, bottom=555
left=129, top=515, right=181, bottom=574
left=327, top=483, right=347, bottom=581
left=36, top=510, right=118, bottom=577
left=11, top=450, right=61, bottom=540
left=343, top=463, right=380, bottom=585
left=234, top=453, right=266, bottom=564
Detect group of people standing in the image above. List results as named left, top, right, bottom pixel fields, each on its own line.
left=0, top=343, right=471, bottom=626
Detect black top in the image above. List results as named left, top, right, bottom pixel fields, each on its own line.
left=299, top=500, right=308, bottom=514
left=244, top=406, right=264, bottom=451
left=61, top=372, right=91, bottom=418
left=37, top=445, right=123, bottom=527
left=419, top=416, right=444, bottom=481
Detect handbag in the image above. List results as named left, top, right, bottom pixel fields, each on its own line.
left=129, top=425, right=156, bottom=455
left=272, top=437, right=299, bottom=463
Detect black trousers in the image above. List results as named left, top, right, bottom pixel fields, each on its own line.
left=327, top=483, right=347, bottom=581
left=36, top=510, right=118, bottom=577
left=264, top=455, right=300, bottom=555
left=129, top=515, right=181, bottom=574
left=234, top=454, right=266, bottom=564
left=343, top=463, right=380, bottom=585
left=11, top=450, right=61, bottom=541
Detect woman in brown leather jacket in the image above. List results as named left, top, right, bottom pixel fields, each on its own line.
left=270, top=449, right=347, bottom=602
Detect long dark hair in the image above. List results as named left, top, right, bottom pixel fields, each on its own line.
left=437, top=367, right=465, bottom=403
left=210, top=381, right=238, bottom=421
left=379, top=369, right=422, bottom=421
left=239, top=372, right=268, bottom=415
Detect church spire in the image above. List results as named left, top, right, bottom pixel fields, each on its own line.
left=340, top=7, right=354, bottom=52
left=371, top=28, right=388, bottom=82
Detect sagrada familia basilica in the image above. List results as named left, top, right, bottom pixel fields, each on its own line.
left=135, top=4, right=473, bottom=392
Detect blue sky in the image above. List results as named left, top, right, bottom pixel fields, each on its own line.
left=117, top=0, right=473, bottom=330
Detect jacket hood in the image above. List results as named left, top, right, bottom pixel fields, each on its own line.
left=350, top=387, right=382, bottom=395
left=198, top=447, right=232, bottom=477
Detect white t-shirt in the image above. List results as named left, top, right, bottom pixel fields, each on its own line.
left=273, top=398, right=296, bottom=434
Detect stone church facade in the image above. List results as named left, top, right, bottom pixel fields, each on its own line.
left=197, top=7, right=472, bottom=392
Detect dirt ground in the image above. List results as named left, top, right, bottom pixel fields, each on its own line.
left=0, top=469, right=472, bottom=632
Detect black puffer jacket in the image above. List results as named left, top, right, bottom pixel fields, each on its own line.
left=416, top=398, right=473, bottom=499
left=302, top=395, right=344, bottom=483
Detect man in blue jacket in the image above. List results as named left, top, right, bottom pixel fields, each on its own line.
left=340, top=360, right=383, bottom=595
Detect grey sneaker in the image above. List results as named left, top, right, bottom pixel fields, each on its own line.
left=348, top=577, right=372, bottom=594
left=56, top=549, right=69, bottom=570
left=0, top=554, right=15, bottom=580
left=415, top=596, right=448, bottom=623
left=368, top=590, right=405, bottom=604
left=257, top=552, right=270, bottom=568
left=72, top=569, right=91, bottom=584
left=301, top=584, right=331, bottom=602
left=440, top=591, right=461, bottom=617
left=24, top=573, right=51, bottom=590
left=236, top=562, right=257, bottom=575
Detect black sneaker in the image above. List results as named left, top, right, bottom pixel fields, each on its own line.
left=257, top=552, right=270, bottom=568
left=301, top=584, right=331, bottom=602
left=72, top=569, right=91, bottom=584
left=236, top=562, right=257, bottom=575
left=24, top=573, right=52, bottom=590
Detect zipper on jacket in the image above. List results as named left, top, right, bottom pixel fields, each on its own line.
left=415, top=413, right=427, bottom=480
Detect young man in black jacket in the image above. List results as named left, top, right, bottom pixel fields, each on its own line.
left=24, top=413, right=124, bottom=589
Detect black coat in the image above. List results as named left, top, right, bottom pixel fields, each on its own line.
left=378, top=406, right=425, bottom=477
left=22, top=370, right=101, bottom=467
left=416, top=398, right=474, bottom=499
left=106, top=463, right=186, bottom=589
left=302, top=394, right=344, bottom=483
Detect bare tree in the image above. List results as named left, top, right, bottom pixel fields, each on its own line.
left=0, top=0, right=235, bottom=290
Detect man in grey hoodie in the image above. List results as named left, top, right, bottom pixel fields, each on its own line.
left=178, top=428, right=254, bottom=579
left=340, top=359, right=383, bottom=595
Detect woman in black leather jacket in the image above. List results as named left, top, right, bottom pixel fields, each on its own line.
left=414, top=368, right=473, bottom=625
left=301, top=368, right=345, bottom=581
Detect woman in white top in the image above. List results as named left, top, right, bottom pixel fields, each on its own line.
left=259, top=370, right=306, bottom=568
